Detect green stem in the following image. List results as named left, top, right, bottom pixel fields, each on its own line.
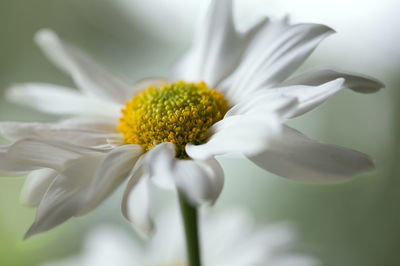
left=178, top=192, right=202, bottom=266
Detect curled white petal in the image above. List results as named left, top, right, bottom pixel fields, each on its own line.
left=173, top=157, right=224, bottom=206
left=77, top=144, right=143, bottom=216
left=276, top=78, right=345, bottom=118
left=20, top=168, right=58, bottom=206
left=25, top=154, right=104, bottom=238
left=146, top=143, right=225, bottom=205
left=122, top=158, right=154, bottom=236
left=279, top=66, right=385, bottom=93
left=145, top=142, right=177, bottom=189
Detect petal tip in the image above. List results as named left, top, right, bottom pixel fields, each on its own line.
left=130, top=220, right=155, bottom=239
left=363, top=155, right=376, bottom=172
left=5, top=84, right=21, bottom=102
left=375, top=79, right=386, bottom=90
left=34, top=28, right=58, bottom=46
left=23, top=223, right=38, bottom=240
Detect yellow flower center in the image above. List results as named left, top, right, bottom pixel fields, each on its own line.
left=118, top=81, right=229, bottom=158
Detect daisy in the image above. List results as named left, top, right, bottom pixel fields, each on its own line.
left=43, top=208, right=319, bottom=266
left=0, top=0, right=382, bottom=240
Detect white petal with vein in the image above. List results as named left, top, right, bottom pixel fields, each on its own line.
left=6, top=138, right=94, bottom=171
left=78, top=145, right=143, bottom=215
left=248, top=126, right=375, bottom=183
left=221, top=19, right=334, bottom=100
left=6, top=83, right=121, bottom=117
left=0, top=121, right=122, bottom=147
left=0, top=144, right=36, bottom=176
left=25, top=154, right=104, bottom=238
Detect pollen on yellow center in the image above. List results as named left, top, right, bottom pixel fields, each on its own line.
left=118, top=81, right=229, bottom=158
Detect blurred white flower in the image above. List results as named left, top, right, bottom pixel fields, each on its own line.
left=44, top=208, right=319, bottom=266
left=0, top=0, right=382, bottom=237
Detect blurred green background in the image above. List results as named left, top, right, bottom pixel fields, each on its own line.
left=0, top=0, right=399, bottom=265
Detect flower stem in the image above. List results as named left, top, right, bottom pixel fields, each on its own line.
left=178, top=192, right=202, bottom=266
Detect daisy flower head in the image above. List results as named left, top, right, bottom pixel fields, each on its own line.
left=44, top=208, right=319, bottom=266
left=0, top=0, right=383, bottom=238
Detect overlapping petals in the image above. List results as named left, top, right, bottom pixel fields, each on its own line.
left=146, top=143, right=224, bottom=205
left=0, top=0, right=384, bottom=237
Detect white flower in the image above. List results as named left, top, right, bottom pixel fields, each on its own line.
left=43, top=208, right=319, bottom=266
left=0, top=0, right=383, bottom=237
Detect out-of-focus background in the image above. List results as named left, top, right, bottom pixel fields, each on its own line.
left=0, top=0, right=399, bottom=265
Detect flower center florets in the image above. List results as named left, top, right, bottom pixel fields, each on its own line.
left=118, top=81, right=229, bottom=158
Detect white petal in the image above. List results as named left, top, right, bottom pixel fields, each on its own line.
left=25, top=154, right=104, bottom=238
left=225, top=91, right=299, bottom=118
left=6, top=138, right=95, bottom=172
left=221, top=18, right=334, bottom=100
left=186, top=114, right=282, bottom=160
left=279, top=66, right=384, bottom=93
left=0, top=144, right=36, bottom=176
left=145, top=143, right=177, bottom=189
left=0, top=120, right=121, bottom=147
left=248, top=126, right=375, bottom=183
left=173, top=157, right=224, bottom=206
left=122, top=159, right=154, bottom=236
left=226, top=79, right=347, bottom=121
left=77, top=145, right=143, bottom=216
left=171, top=0, right=244, bottom=87
left=35, top=29, right=133, bottom=103
left=275, top=78, right=345, bottom=118
left=6, top=83, right=121, bottom=117
left=0, top=139, right=87, bottom=176
left=20, top=168, right=58, bottom=206
left=58, top=116, right=119, bottom=132
left=146, top=143, right=225, bottom=205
